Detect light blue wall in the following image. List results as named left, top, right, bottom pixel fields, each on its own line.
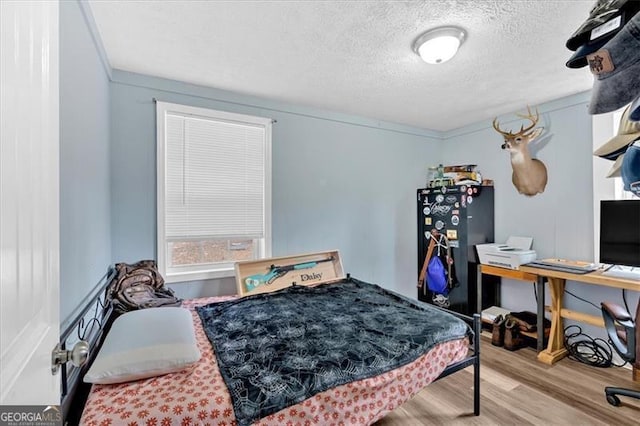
left=61, top=3, right=638, bottom=353
left=441, top=92, right=639, bottom=339
left=59, top=1, right=112, bottom=321
left=442, top=93, right=594, bottom=260
left=109, top=71, right=640, bottom=322
left=109, top=71, right=442, bottom=299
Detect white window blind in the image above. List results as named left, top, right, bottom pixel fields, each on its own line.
left=165, top=113, right=266, bottom=240
left=157, top=101, right=272, bottom=282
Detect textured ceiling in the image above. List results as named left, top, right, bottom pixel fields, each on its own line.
left=88, top=0, right=596, bottom=132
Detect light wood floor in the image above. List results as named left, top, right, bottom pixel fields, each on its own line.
left=376, top=335, right=640, bottom=425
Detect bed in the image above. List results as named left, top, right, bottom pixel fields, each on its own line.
left=62, top=252, right=481, bottom=425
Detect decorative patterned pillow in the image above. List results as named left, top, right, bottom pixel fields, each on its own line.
left=84, top=307, right=200, bottom=384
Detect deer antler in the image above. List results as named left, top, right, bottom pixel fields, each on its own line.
left=492, top=118, right=513, bottom=137
left=492, top=106, right=540, bottom=138
left=514, top=106, right=539, bottom=136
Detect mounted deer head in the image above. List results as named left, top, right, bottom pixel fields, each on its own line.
left=492, top=106, right=547, bottom=196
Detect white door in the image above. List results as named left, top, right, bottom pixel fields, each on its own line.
left=0, top=0, right=60, bottom=405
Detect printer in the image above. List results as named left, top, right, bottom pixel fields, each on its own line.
left=476, top=236, right=537, bottom=270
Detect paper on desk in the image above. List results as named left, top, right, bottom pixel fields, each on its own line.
left=506, top=236, right=533, bottom=250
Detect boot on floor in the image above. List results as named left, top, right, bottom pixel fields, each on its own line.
left=492, top=314, right=506, bottom=347
left=504, top=318, right=525, bottom=351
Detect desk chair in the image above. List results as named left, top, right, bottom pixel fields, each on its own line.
left=601, top=301, right=639, bottom=406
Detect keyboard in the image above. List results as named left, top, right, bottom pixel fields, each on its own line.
left=524, top=260, right=598, bottom=275
left=602, top=267, right=640, bottom=281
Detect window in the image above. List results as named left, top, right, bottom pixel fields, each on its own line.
left=610, top=109, right=636, bottom=201
left=592, top=107, right=636, bottom=262
left=156, top=102, right=272, bottom=283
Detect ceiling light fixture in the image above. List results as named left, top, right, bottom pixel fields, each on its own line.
left=413, top=26, right=467, bottom=64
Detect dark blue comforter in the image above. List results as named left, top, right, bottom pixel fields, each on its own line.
left=196, top=278, right=470, bottom=426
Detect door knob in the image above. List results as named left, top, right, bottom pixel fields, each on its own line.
left=51, top=341, right=89, bottom=374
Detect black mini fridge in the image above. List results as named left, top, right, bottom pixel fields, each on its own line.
left=417, top=185, right=499, bottom=315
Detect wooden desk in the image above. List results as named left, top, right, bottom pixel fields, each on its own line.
left=476, top=265, right=546, bottom=352
left=519, top=265, right=640, bottom=382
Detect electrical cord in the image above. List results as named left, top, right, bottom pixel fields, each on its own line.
left=561, top=290, right=630, bottom=367
left=532, top=286, right=631, bottom=368
left=530, top=272, right=630, bottom=314
left=564, top=289, right=600, bottom=310
left=564, top=324, right=626, bottom=368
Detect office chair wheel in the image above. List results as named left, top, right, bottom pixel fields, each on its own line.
left=606, top=394, right=621, bottom=407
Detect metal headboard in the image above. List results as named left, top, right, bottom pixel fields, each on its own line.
left=58, top=268, right=116, bottom=424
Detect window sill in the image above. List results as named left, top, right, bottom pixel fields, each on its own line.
left=164, top=267, right=235, bottom=284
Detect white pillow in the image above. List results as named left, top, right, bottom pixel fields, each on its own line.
left=84, top=307, right=201, bottom=384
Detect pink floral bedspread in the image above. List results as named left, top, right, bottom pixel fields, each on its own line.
left=81, top=296, right=469, bottom=426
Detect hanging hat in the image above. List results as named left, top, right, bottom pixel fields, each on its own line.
left=566, top=36, right=612, bottom=69
left=587, top=13, right=640, bottom=115
left=621, top=141, right=640, bottom=194
left=630, top=95, right=640, bottom=122
left=593, top=104, right=640, bottom=159
left=606, top=153, right=625, bottom=178
left=566, top=2, right=640, bottom=69
left=566, top=0, right=640, bottom=51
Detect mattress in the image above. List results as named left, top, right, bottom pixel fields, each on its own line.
left=80, top=296, right=469, bottom=426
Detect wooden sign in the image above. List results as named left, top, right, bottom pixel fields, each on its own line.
left=234, top=250, right=344, bottom=297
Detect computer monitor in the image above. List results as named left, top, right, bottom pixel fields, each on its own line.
left=600, top=200, right=640, bottom=280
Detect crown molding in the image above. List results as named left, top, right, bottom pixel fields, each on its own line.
left=77, top=0, right=112, bottom=80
